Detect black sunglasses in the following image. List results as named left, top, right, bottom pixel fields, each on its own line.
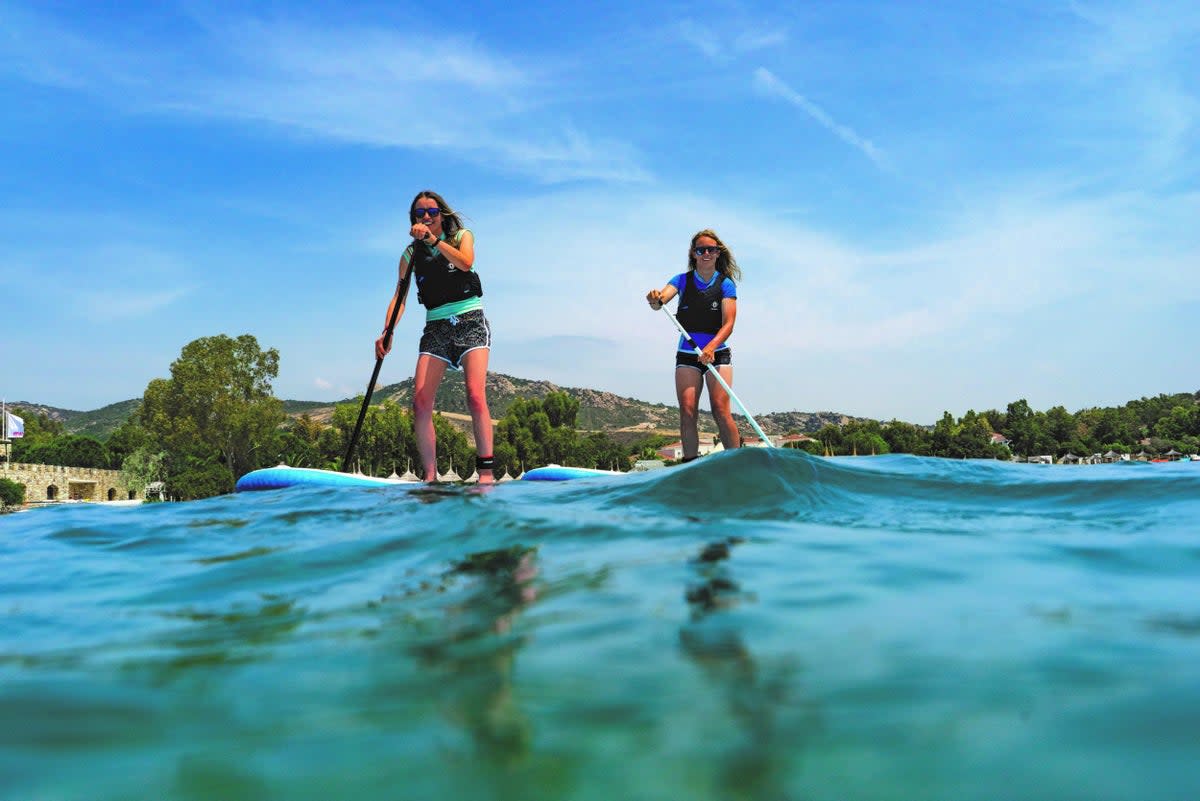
left=693, top=246, right=720, bottom=256
left=412, top=207, right=441, bottom=219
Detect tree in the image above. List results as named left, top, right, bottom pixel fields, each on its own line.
left=120, top=446, right=167, bottom=495
left=787, top=438, right=825, bottom=456
left=1078, top=407, right=1135, bottom=453
left=841, top=419, right=890, bottom=456
left=1154, top=406, right=1197, bottom=441
left=106, top=417, right=152, bottom=467
left=930, top=411, right=956, bottom=456
left=9, top=411, right=65, bottom=462
left=954, top=410, right=995, bottom=459
left=814, top=423, right=844, bottom=455
left=882, top=420, right=929, bottom=455
left=318, top=399, right=476, bottom=479
left=1003, top=399, right=1037, bottom=455
left=495, top=397, right=553, bottom=471
left=167, top=460, right=235, bottom=501
left=273, top=414, right=325, bottom=469
left=543, top=392, right=580, bottom=428
left=433, top=414, right=473, bottom=477
left=17, top=434, right=111, bottom=468
left=492, top=394, right=632, bottom=475
left=140, top=334, right=286, bottom=481
left=578, top=432, right=630, bottom=470
left=1044, top=406, right=1076, bottom=446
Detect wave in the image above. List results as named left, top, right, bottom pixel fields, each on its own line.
left=562, top=448, right=1200, bottom=536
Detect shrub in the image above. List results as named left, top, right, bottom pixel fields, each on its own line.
left=166, top=463, right=234, bottom=501
left=0, top=477, right=26, bottom=507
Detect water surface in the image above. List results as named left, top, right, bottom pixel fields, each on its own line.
left=2, top=450, right=1198, bottom=800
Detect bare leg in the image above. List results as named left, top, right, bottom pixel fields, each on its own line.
left=460, top=348, right=494, bottom=484
left=675, top=366, right=705, bottom=459
left=706, top=365, right=740, bottom=450
left=413, top=354, right=448, bottom=481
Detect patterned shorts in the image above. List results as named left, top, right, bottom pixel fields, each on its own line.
left=419, top=309, right=492, bottom=369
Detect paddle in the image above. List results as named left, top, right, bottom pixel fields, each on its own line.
left=660, top=305, right=775, bottom=448
left=341, top=259, right=414, bottom=472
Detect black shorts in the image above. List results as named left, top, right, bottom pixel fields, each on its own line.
left=419, top=309, right=491, bottom=369
left=675, top=348, right=732, bottom=372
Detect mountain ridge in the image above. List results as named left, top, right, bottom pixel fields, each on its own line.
left=6, top=373, right=865, bottom=440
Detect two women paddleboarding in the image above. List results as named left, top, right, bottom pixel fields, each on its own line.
left=369, top=203, right=764, bottom=484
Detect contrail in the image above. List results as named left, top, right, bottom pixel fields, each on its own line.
left=754, top=67, right=887, bottom=169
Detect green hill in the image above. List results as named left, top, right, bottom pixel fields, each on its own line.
left=293, top=372, right=861, bottom=436
left=6, top=399, right=141, bottom=441
left=14, top=373, right=862, bottom=441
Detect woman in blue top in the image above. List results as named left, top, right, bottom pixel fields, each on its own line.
left=645, top=229, right=742, bottom=461
left=375, top=190, right=494, bottom=484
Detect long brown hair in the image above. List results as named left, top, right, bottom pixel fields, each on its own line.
left=687, top=229, right=741, bottom=283
left=409, top=190, right=464, bottom=237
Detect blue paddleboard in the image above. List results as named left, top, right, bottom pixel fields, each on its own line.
left=235, top=466, right=419, bottom=492
left=235, top=463, right=627, bottom=491
left=519, top=465, right=625, bottom=482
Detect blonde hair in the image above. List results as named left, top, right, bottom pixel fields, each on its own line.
left=688, top=229, right=741, bottom=283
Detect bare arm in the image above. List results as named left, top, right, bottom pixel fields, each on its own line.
left=409, top=224, right=475, bottom=271
left=646, top=283, right=679, bottom=309
left=437, top=229, right=475, bottom=271
left=698, top=297, right=737, bottom=364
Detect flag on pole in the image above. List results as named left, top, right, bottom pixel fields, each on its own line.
left=4, top=411, right=23, bottom=439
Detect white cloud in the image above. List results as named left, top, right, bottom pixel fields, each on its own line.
left=0, top=9, right=648, bottom=184
left=678, top=20, right=722, bottom=59
left=987, top=2, right=1200, bottom=185
left=677, top=16, right=788, bottom=61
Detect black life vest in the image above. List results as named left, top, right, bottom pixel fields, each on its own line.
left=675, top=272, right=727, bottom=334
left=410, top=233, right=482, bottom=309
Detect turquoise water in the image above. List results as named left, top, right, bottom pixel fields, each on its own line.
left=2, top=449, right=1198, bottom=801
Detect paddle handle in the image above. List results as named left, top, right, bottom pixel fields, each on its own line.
left=659, top=305, right=774, bottom=448
left=342, top=265, right=413, bottom=472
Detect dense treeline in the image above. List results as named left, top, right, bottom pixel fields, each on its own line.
left=282, top=391, right=640, bottom=479
left=790, top=393, right=1200, bottom=459
left=8, top=412, right=121, bottom=469
left=7, top=334, right=655, bottom=499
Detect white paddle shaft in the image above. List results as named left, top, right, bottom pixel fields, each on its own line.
left=660, top=305, right=775, bottom=448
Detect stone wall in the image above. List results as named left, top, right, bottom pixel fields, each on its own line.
left=0, top=461, right=139, bottom=504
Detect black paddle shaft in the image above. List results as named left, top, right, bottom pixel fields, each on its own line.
left=341, top=261, right=413, bottom=473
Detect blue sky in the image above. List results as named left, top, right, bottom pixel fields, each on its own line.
left=2, top=1, right=1198, bottom=424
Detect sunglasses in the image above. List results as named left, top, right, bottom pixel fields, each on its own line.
left=412, top=207, right=441, bottom=219
left=693, top=246, right=720, bottom=256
